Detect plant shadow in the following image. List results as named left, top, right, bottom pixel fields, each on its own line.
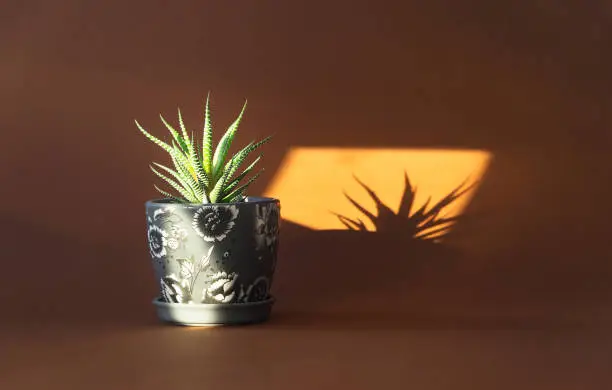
left=270, top=171, right=499, bottom=328
left=333, top=171, right=476, bottom=241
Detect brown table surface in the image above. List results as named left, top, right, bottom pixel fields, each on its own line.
left=1, top=221, right=612, bottom=389
left=2, top=302, right=611, bottom=390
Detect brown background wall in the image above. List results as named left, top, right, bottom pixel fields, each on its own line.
left=1, top=0, right=611, bottom=324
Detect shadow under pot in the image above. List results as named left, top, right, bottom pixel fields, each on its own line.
left=145, top=196, right=280, bottom=326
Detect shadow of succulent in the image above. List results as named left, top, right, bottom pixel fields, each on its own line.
left=332, top=172, right=476, bottom=242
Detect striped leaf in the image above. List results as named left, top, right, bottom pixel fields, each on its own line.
left=188, top=131, right=210, bottom=188
left=209, top=160, right=234, bottom=203
left=151, top=163, right=199, bottom=200
left=154, top=185, right=188, bottom=203
left=137, top=97, right=271, bottom=204
left=212, top=101, right=247, bottom=179
left=150, top=165, right=198, bottom=203
left=202, top=93, right=213, bottom=175
left=224, top=191, right=245, bottom=203
left=222, top=154, right=261, bottom=197
left=220, top=169, right=263, bottom=203
left=156, top=159, right=203, bottom=200
left=177, top=108, right=190, bottom=146
left=135, top=120, right=174, bottom=156
left=225, top=136, right=272, bottom=179
left=159, top=114, right=189, bottom=153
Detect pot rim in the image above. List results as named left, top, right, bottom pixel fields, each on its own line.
left=145, top=196, right=279, bottom=208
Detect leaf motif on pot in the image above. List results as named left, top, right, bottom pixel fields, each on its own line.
left=160, top=274, right=192, bottom=303
left=197, top=245, right=214, bottom=270
left=177, top=258, right=195, bottom=280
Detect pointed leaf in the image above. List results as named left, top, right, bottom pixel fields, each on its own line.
left=202, top=92, right=213, bottom=174
left=219, top=169, right=262, bottom=203
left=225, top=191, right=246, bottom=203
left=135, top=120, right=175, bottom=156
left=222, top=155, right=261, bottom=196
left=159, top=114, right=189, bottom=153
left=153, top=162, right=202, bottom=201
left=150, top=166, right=198, bottom=203
left=209, top=160, right=235, bottom=203
left=212, top=101, right=247, bottom=178
left=225, top=135, right=272, bottom=178
left=187, top=130, right=210, bottom=189
left=153, top=185, right=187, bottom=203
left=177, top=108, right=190, bottom=146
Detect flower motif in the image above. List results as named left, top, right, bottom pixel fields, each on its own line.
left=147, top=224, right=168, bottom=259
left=166, top=225, right=188, bottom=250
left=160, top=274, right=192, bottom=303
left=192, top=205, right=239, bottom=242
left=245, top=276, right=270, bottom=302
left=254, top=203, right=280, bottom=252
left=153, top=207, right=176, bottom=220
left=166, top=237, right=179, bottom=250
left=170, top=225, right=188, bottom=239
left=203, top=271, right=239, bottom=303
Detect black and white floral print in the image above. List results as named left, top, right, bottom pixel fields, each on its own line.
left=166, top=225, right=188, bottom=250
left=149, top=207, right=188, bottom=251
left=254, top=203, right=279, bottom=252
left=202, top=271, right=239, bottom=303
left=147, top=224, right=168, bottom=259
left=153, top=206, right=178, bottom=221
left=173, top=246, right=214, bottom=295
left=160, top=274, right=192, bottom=303
left=177, top=257, right=196, bottom=280
left=192, top=205, right=239, bottom=242
left=245, top=276, right=270, bottom=302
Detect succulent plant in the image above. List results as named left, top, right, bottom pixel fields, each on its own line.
left=135, top=94, right=271, bottom=204
left=334, top=172, right=475, bottom=241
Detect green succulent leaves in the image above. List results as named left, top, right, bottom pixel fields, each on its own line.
left=135, top=94, right=271, bottom=204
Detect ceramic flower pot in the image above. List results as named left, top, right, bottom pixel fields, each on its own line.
left=145, top=196, right=280, bottom=326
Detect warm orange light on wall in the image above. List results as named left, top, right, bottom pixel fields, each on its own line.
left=263, top=148, right=492, bottom=230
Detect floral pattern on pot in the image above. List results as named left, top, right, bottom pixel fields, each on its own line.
left=153, top=206, right=178, bottom=220
left=148, top=224, right=168, bottom=259
left=192, top=205, right=239, bottom=242
left=147, top=197, right=280, bottom=306
left=166, top=225, right=188, bottom=250
left=161, top=274, right=192, bottom=303
left=203, top=271, right=239, bottom=303
left=244, top=276, right=270, bottom=302
left=254, top=203, right=279, bottom=253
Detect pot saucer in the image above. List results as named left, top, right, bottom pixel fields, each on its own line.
left=152, top=297, right=275, bottom=326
